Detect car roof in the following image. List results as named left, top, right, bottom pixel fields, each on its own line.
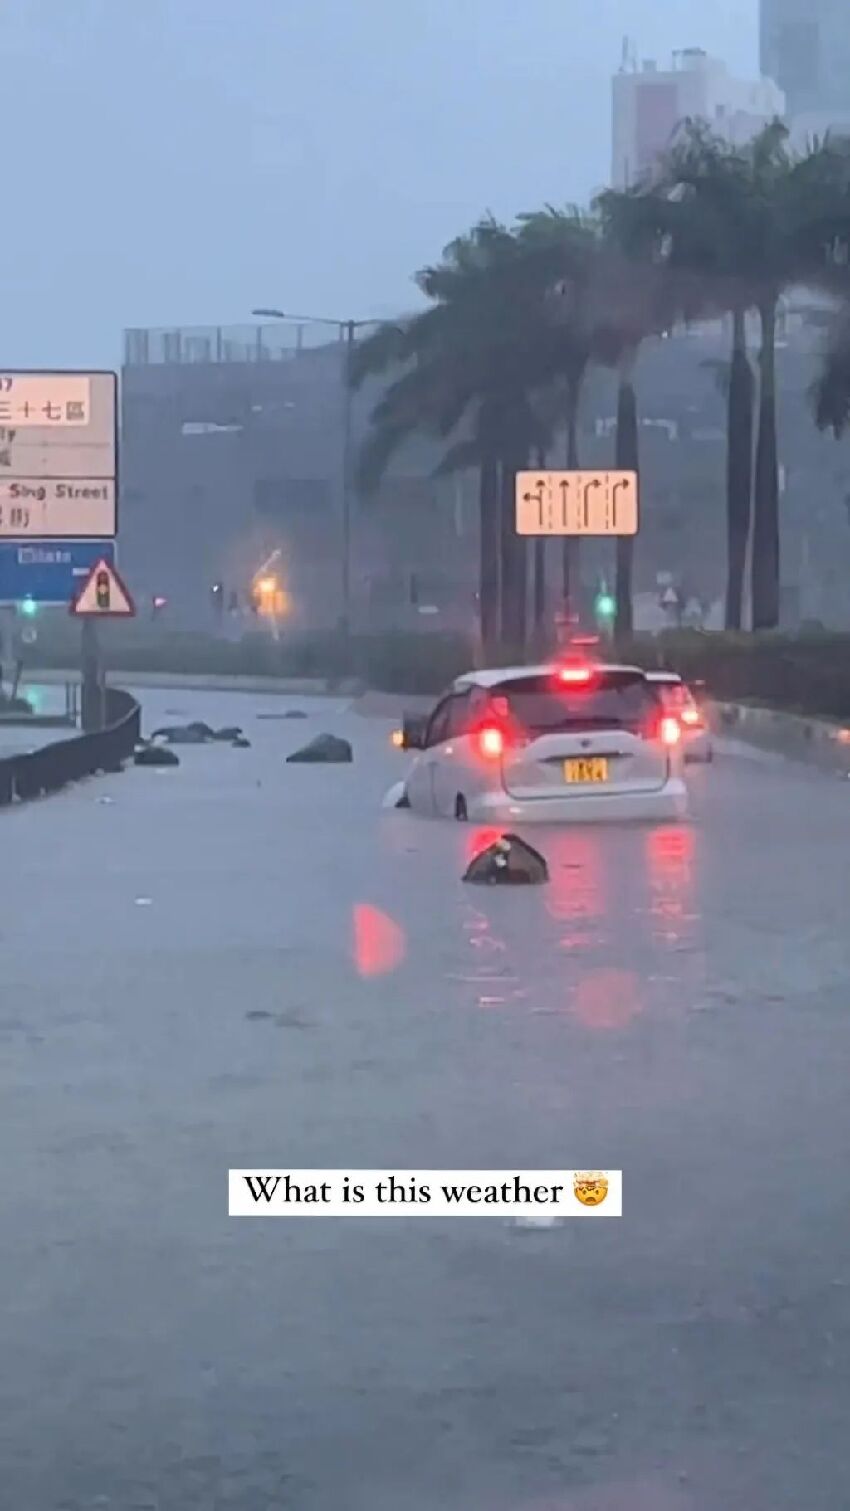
left=452, top=662, right=647, bottom=690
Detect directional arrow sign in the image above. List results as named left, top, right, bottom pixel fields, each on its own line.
left=515, top=470, right=639, bottom=536
left=69, top=557, right=135, bottom=618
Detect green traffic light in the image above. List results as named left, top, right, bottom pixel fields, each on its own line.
left=19, top=595, right=38, bottom=618
left=595, top=592, right=615, bottom=619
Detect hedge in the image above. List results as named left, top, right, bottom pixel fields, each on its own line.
left=20, top=620, right=850, bottom=717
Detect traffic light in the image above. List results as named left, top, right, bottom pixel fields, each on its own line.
left=594, top=583, right=616, bottom=631
left=211, top=581, right=224, bottom=617
left=18, top=595, right=37, bottom=618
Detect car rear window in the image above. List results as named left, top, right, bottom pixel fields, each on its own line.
left=495, top=672, right=659, bottom=733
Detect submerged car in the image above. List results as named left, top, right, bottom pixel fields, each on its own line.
left=390, top=660, right=689, bottom=824
left=644, top=671, right=713, bottom=763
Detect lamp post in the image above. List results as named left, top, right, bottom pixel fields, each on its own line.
left=251, top=308, right=372, bottom=634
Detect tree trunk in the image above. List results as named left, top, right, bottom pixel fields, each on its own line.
left=562, top=376, right=582, bottom=615
left=751, top=298, right=780, bottom=630
left=500, top=458, right=527, bottom=653
left=478, top=454, right=500, bottom=655
left=532, top=446, right=547, bottom=651
left=614, top=355, right=638, bottom=641
left=725, top=307, right=754, bottom=631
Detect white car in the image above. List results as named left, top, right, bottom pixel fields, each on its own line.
left=390, top=661, right=689, bottom=824
left=644, top=671, right=713, bottom=763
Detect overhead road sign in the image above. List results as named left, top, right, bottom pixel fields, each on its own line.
left=69, top=557, right=135, bottom=618
left=0, top=370, right=117, bottom=538
left=0, top=540, right=116, bottom=605
left=515, top=470, right=639, bottom=537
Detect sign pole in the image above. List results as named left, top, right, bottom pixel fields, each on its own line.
left=80, top=618, right=103, bottom=732
left=0, top=604, right=14, bottom=698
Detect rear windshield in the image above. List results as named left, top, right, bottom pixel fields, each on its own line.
left=495, top=672, right=659, bottom=733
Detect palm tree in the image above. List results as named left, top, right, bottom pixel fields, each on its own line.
left=652, top=123, right=760, bottom=629
left=593, top=192, right=690, bottom=638
left=516, top=208, right=601, bottom=617
left=812, top=303, right=850, bottom=436
left=608, top=121, right=850, bottom=630
left=350, top=218, right=557, bottom=655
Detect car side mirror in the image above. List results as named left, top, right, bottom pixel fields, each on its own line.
left=401, top=714, right=427, bottom=750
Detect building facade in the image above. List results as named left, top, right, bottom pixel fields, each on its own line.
left=612, top=47, right=785, bottom=189
left=119, top=322, right=479, bottom=633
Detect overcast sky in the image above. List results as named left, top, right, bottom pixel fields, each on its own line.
left=2, top=0, right=758, bottom=366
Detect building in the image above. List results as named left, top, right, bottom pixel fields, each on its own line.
left=119, top=322, right=479, bottom=633
left=612, top=47, right=785, bottom=189
left=761, top=0, right=850, bottom=120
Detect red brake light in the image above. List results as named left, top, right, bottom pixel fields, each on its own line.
left=557, top=665, right=593, bottom=685
left=478, top=724, right=504, bottom=759
left=660, top=715, right=681, bottom=747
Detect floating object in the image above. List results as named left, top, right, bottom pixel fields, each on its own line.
left=134, top=743, right=180, bottom=767
left=463, top=834, right=548, bottom=886
left=286, top=733, right=353, bottom=764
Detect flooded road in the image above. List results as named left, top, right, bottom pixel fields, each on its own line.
left=1, top=688, right=849, bottom=1509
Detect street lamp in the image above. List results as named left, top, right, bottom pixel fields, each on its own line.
left=251, top=307, right=375, bottom=634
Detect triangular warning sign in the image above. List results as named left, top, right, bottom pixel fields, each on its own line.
left=69, top=557, right=135, bottom=618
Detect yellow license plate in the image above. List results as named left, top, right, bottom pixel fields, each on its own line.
left=564, top=757, right=609, bottom=784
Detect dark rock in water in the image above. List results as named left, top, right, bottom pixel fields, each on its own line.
left=463, top=833, right=548, bottom=886
left=396, top=789, right=411, bottom=808
left=135, top=743, right=180, bottom=767
left=286, top=733, right=353, bottom=764
left=213, top=726, right=243, bottom=741
left=231, top=735, right=251, bottom=749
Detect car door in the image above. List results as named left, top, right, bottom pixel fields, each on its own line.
left=431, top=691, right=473, bottom=816
left=405, top=696, right=451, bottom=814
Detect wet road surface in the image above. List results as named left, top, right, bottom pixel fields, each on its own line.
left=2, top=688, right=850, bottom=1509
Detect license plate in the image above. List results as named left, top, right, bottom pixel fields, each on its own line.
left=564, top=757, right=609, bottom=784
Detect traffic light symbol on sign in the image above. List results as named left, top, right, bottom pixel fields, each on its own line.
left=96, top=570, right=111, bottom=611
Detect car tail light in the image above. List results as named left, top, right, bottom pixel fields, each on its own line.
left=557, top=664, right=593, bottom=685
left=477, top=724, right=505, bottom=759
left=391, top=728, right=404, bottom=748
left=680, top=704, right=701, bottom=727
left=660, top=715, right=681, bottom=747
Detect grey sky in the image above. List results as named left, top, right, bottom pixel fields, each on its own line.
left=2, top=0, right=757, bottom=367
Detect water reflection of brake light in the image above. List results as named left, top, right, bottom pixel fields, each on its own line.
left=660, top=716, right=681, bottom=747
left=477, top=725, right=504, bottom=759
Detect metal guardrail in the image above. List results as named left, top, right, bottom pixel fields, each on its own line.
left=0, top=688, right=140, bottom=807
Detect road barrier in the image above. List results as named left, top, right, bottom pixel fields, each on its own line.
left=0, top=688, right=140, bottom=807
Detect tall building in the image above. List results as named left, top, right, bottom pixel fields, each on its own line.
left=761, top=0, right=850, bottom=146
left=761, top=0, right=850, bottom=118
left=612, top=47, right=785, bottom=189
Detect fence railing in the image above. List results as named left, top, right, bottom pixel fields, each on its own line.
left=0, top=688, right=140, bottom=807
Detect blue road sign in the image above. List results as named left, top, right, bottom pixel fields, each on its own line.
left=0, top=540, right=117, bottom=605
